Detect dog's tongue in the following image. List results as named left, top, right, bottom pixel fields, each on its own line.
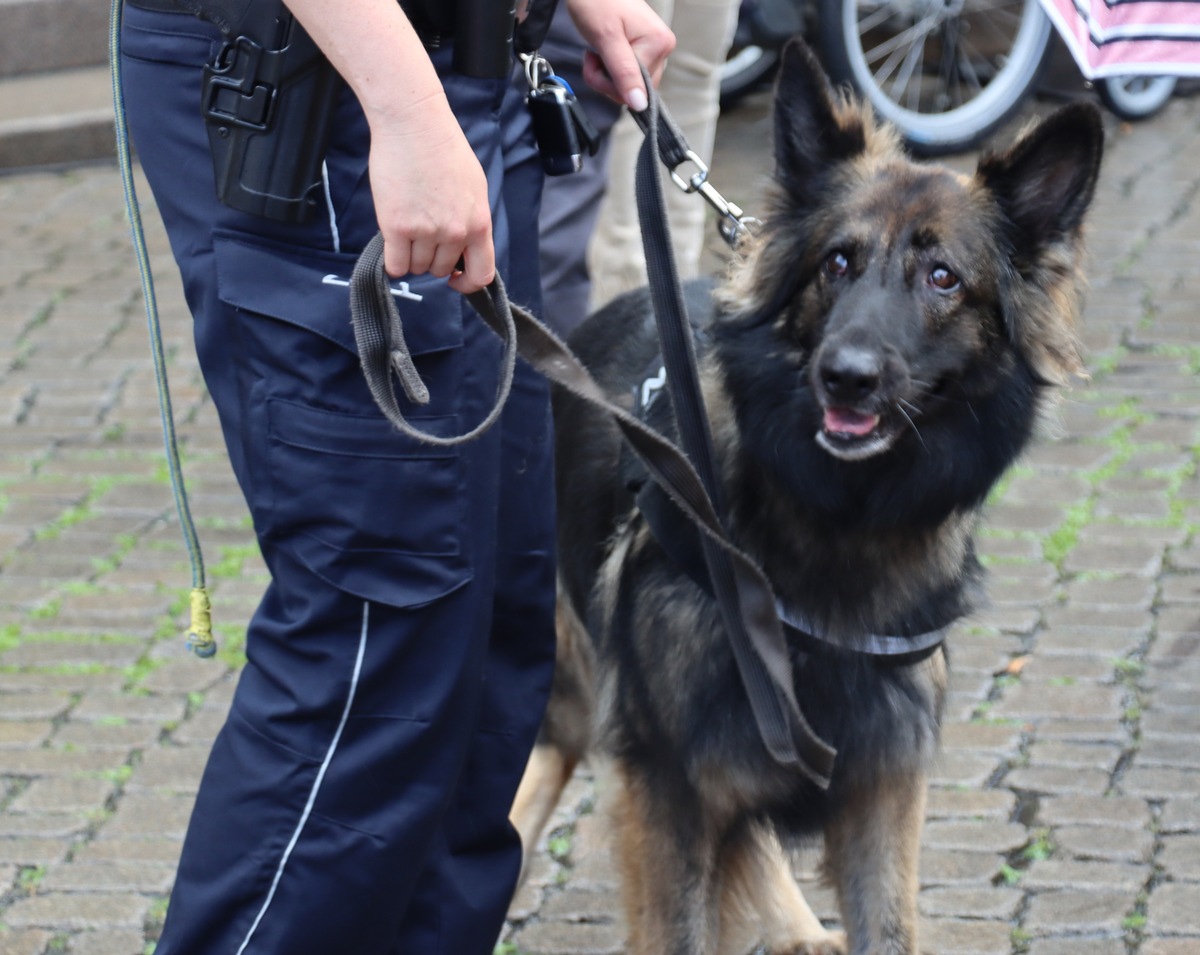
left=824, top=407, right=880, bottom=437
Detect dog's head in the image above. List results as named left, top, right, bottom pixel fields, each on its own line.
left=715, top=40, right=1103, bottom=523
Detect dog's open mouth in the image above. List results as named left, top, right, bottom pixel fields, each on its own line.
left=817, top=406, right=898, bottom=461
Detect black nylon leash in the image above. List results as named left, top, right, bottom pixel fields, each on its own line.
left=349, top=82, right=837, bottom=789
left=627, top=69, right=833, bottom=785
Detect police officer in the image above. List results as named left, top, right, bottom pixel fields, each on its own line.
left=118, top=1, right=673, bottom=952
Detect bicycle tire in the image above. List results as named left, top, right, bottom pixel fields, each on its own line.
left=818, top=0, right=1054, bottom=155
left=720, top=43, right=783, bottom=106
left=1097, top=75, right=1176, bottom=120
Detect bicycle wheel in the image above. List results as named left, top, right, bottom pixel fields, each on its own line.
left=721, top=42, right=782, bottom=106
left=819, top=0, right=1053, bottom=154
left=1097, top=75, right=1176, bottom=120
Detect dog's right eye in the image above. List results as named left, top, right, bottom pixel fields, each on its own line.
left=825, top=251, right=849, bottom=277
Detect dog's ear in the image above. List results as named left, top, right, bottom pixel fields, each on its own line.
left=977, top=102, right=1104, bottom=255
left=978, top=103, right=1103, bottom=386
left=773, top=39, right=867, bottom=198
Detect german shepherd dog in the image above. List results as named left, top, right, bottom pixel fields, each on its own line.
left=512, top=40, right=1104, bottom=955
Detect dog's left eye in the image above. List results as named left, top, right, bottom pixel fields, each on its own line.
left=825, top=251, right=850, bottom=277
left=928, top=266, right=960, bottom=292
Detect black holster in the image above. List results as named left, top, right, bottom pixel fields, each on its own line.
left=201, top=14, right=342, bottom=223
left=183, top=0, right=559, bottom=222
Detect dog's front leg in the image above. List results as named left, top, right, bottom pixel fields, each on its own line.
left=716, top=823, right=847, bottom=955
left=823, top=771, right=927, bottom=955
left=610, top=763, right=722, bottom=955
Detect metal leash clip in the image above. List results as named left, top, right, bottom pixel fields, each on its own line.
left=666, top=149, right=760, bottom=247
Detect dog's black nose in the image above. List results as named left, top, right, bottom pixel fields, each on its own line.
left=819, top=346, right=882, bottom=403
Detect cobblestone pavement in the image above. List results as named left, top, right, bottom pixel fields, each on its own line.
left=2, top=83, right=1200, bottom=955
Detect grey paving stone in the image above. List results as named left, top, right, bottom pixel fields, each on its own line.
left=929, top=751, right=999, bottom=788
left=0, top=672, right=124, bottom=696
left=1141, top=708, right=1200, bottom=739
left=1149, top=684, right=1200, bottom=711
left=70, top=838, right=182, bottom=868
left=1034, top=626, right=1149, bottom=659
left=1062, top=539, right=1165, bottom=577
left=3, top=892, right=149, bottom=931
left=924, top=788, right=1014, bottom=822
left=993, top=682, right=1126, bottom=722
left=0, top=930, right=53, bottom=955
left=0, top=814, right=89, bottom=839
left=1159, top=833, right=1200, bottom=881
left=1026, top=939, right=1125, bottom=955
left=1026, top=740, right=1123, bottom=772
left=1053, top=824, right=1154, bottom=864
left=1160, top=796, right=1200, bottom=834
left=918, top=886, right=1022, bottom=920
left=0, top=720, right=52, bottom=746
left=101, top=793, right=194, bottom=840
left=72, top=689, right=187, bottom=725
left=63, top=929, right=148, bottom=955
left=921, top=820, right=1028, bottom=854
left=9, top=776, right=114, bottom=814
left=506, top=879, right=545, bottom=923
left=1035, top=718, right=1135, bottom=743
left=1020, top=859, right=1148, bottom=893
left=1141, top=940, right=1200, bottom=955
left=541, top=887, right=626, bottom=924
left=53, top=719, right=163, bottom=751
left=919, top=850, right=1006, bottom=887
left=1148, top=882, right=1200, bottom=934
left=0, top=640, right=143, bottom=671
left=1122, top=766, right=1200, bottom=799
left=1005, top=766, right=1113, bottom=796
left=917, top=917, right=1013, bottom=955
left=513, top=919, right=625, bottom=955
left=122, top=745, right=208, bottom=795
left=1138, top=736, right=1200, bottom=769
left=1020, top=655, right=1121, bottom=683
left=0, top=690, right=74, bottom=720
left=40, top=860, right=174, bottom=894
left=1037, top=795, right=1149, bottom=830
left=1023, top=888, right=1135, bottom=934
left=0, top=836, right=70, bottom=866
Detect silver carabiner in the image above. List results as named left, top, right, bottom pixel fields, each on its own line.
left=669, top=150, right=710, bottom=194
left=520, top=52, right=553, bottom=90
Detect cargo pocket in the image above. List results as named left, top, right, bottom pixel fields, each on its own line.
left=264, top=397, right=471, bottom=607
left=214, top=232, right=473, bottom=609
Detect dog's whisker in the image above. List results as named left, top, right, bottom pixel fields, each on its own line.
left=895, top=401, right=927, bottom=451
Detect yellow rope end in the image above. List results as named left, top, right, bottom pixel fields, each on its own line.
left=185, top=587, right=217, bottom=659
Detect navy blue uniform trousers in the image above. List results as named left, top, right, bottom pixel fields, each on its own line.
left=121, top=8, right=556, bottom=954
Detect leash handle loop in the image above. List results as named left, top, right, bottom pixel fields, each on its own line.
left=349, top=232, right=517, bottom=447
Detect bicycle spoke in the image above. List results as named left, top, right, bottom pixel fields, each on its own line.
left=896, top=37, right=928, bottom=110
left=862, top=14, right=940, bottom=72
left=856, top=3, right=899, bottom=36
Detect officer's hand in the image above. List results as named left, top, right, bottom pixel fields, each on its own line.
left=286, top=0, right=496, bottom=294
left=367, top=95, right=496, bottom=294
left=566, top=0, right=675, bottom=111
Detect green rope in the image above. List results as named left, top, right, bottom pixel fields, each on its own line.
left=109, top=0, right=216, bottom=658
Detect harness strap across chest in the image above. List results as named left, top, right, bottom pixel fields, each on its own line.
left=634, top=466, right=950, bottom=667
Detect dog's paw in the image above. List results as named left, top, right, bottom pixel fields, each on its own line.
left=775, top=929, right=847, bottom=955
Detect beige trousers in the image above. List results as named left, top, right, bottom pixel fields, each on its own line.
left=587, top=0, right=741, bottom=310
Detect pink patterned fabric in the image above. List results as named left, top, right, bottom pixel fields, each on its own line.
left=1037, top=0, right=1200, bottom=77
